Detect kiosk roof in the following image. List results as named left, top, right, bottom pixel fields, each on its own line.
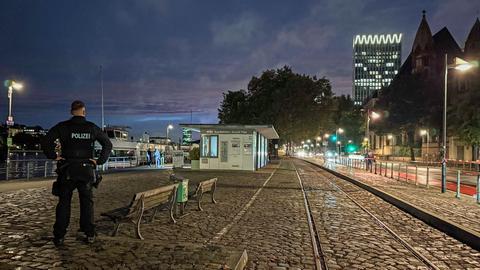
left=179, top=124, right=279, bottom=139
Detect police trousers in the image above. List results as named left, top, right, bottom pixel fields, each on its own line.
left=53, top=164, right=95, bottom=238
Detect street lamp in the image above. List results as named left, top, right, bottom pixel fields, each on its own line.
left=420, top=129, right=429, bottom=163
left=166, top=124, right=173, bottom=142
left=441, top=55, right=475, bottom=193
left=4, top=80, right=23, bottom=126
left=336, top=128, right=344, bottom=156
left=365, top=110, right=380, bottom=151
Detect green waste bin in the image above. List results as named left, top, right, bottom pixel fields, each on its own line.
left=176, top=179, right=189, bottom=203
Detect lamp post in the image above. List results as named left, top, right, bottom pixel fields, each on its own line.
left=323, top=134, right=329, bottom=155
left=166, top=124, right=173, bottom=142
left=420, top=130, right=429, bottom=162
left=441, top=55, right=475, bottom=193
left=336, top=128, right=344, bottom=156
left=4, top=80, right=23, bottom=126
left=365, top=110, right=380, bottom=152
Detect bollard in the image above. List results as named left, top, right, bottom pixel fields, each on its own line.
left=374, top=162, right=377, bottom=174
left=426, top=167, right=430, bottom=188
left=415, top=166, right=418, bottom=186
left=390, top=163, right=394, bottom=178
left=27, top=162, right=30, bottom=180
left=5, top=160, right=9, bottom=181
left=385, top=163, right=388, bottom=177
left=398, top=164, right=401, bottom=180
left=456, top=170, right=461, bottom=199
left=44, top=161, right=48, bottom=178
left=405, top=165, right=408, bottom=182
left=476, top=175, right=480, bottom=204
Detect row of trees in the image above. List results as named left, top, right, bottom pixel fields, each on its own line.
left=218, top=66, right=364, bottom=151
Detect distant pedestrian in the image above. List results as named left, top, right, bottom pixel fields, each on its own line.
left=41, top=100, right=112, bottom=247
left=146, top=149, right=152, bottom=167
left=366, top=150, right=375, bottom=171
left=160, top=150, right=165, bottom=165
left=154, top=148, right=161, bottom=168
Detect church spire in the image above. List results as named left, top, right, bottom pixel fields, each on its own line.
left=411, top=10, right=434, bottom=53
left=465, top=17, right=480, bottom=58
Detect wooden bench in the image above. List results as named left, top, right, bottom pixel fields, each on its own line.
left=186, top=178, right=218, bottom=211
left=101, top=184, right=178, bottom=240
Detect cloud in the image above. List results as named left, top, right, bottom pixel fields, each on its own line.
left=211, top=13, right=262, bottom=47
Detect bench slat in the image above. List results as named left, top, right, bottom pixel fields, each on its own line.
left=133, top=184, right=177, bottom=201
left=143, top=195, right=172, bottom=210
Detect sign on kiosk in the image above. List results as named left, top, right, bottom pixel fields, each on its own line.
left=172, top=150, right=184, bottom=168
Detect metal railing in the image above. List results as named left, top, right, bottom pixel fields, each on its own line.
left=0, top=156, right=142, bottom=181
left=329, top=156, right=480, bottom=204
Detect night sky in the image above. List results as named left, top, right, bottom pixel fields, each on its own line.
left=0, top=0, right=479, bottom=140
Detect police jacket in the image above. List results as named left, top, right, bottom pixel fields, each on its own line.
left=41, top=116, right=113, bottom=165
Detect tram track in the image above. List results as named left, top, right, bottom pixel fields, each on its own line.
left=295, top=167, right=329, bottom=270
left=294, top=159, right=480, bottom=269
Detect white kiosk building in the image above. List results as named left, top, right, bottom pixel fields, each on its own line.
left=180, top=124, right=279, bottom=171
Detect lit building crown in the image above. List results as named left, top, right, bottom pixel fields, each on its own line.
left=353, top=34, right=402, bottom=46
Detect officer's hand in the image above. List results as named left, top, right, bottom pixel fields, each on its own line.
left=55, top=156, right=65, bottom=161
left=90, top=159, right=97, bottom=165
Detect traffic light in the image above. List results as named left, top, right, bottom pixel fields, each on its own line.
left=330, top=135, right=337, bottom=142
left=346, top=144, right=358, bottom=153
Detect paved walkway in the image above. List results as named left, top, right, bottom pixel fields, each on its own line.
left=305, top=157, right=480, bottom=236
left=0, top=161, right=314, bottom=269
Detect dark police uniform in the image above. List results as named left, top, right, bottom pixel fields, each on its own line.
left=42, top=116, right=112, bottom=240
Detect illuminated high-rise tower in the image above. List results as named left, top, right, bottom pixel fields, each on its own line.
left=352, top=34, right=402, bottom=105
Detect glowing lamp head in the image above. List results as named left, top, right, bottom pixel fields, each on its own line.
left=324, top=134, right=330, bottom=138
left=370, top=111, right=380, bottom=119
left=337, top=128, right=344, bottom=134
left=420, top=130, right=427, bottom=136
left=387, top=134, right=393, bottom=139
left=12, top=81, right=23, bottom=90
left=167, top=124, right=173, bottom=130
left=453, top=57, right=474, bottom=71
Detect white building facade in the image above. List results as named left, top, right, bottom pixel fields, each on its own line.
left=180, top=124, right=279, bottom=171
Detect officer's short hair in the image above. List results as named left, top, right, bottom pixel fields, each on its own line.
left=71, top=100, right=85, bottom=113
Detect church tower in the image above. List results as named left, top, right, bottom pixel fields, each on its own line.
left=411, top=11, right=436, bottom=75
left=465, top=18, right=480, bottom=60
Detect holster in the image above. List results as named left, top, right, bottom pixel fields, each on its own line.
left=92, top=170, right=103, bottom=189
left=52, top=160, right=70, bottom=196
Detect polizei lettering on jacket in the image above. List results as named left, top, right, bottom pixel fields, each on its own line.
left=71, top=133, right=91, bottom=139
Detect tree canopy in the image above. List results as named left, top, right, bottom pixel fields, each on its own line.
left=218, top=66, right=364, bottom=146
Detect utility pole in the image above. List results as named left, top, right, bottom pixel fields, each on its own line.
left=100, top=65, right=105, bottom=130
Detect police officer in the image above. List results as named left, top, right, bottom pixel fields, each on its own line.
left=42, top=100, right=112, bottom=247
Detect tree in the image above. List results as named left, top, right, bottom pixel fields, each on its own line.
left=218, top=90, right=250, bottom=124
left=218, top=66, right=336, bottom=151
left=449, top=70, right=480, bottom=158
left=374, top=72, right=442, bottom=160
left=332, top=95, right=364, bottom=145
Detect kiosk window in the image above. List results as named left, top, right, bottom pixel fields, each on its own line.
left=201, top=135, right=219, bottom=158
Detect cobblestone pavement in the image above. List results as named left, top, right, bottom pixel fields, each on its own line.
left=306, top=158, right=480, bottom=235
left=218, top=161, right=315, bottom=270
left=0, top=161, right=317, bottom=269
left=297, top=159, right=480, bottom=269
